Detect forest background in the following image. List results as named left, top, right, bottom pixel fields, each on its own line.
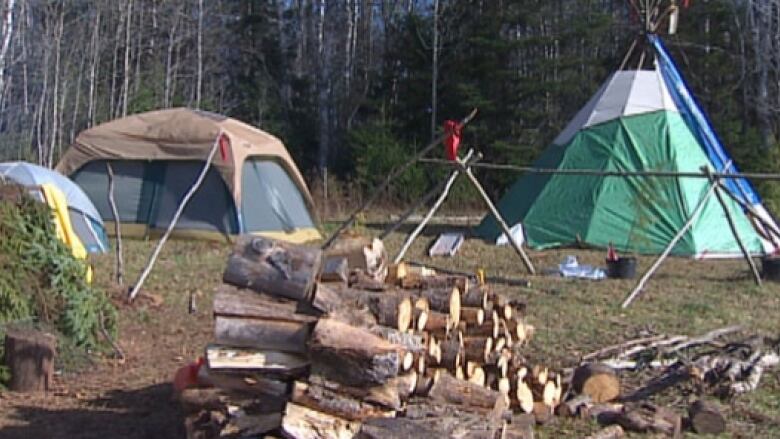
left=0, top=0, right=779, bottom=212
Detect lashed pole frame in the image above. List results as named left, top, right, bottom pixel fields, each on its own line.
left=321, top=108, right=479, bottom=250
left=704, top=168, right=762, bottom=286
left=393, top=149, right=477, bottom=264
left=621, top=163, right=736, bottom=308
left=460, top=162, right=536, bottom=275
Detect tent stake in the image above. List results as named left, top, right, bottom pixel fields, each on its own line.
left=622, top=175, right=721, bottom=308
left=462, top=164, right=536, bottom=275
left=128, top=133, right=222, bottom=301
left=705, top=169, right=762, bottom=286
left=393, top=149, right=476, bottom=264
left=105, top=162, right=124, bottom=286
left=322, top=108, right=478, bottom=250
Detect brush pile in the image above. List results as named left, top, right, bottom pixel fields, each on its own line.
left=181, top=235, right=563, bottom=439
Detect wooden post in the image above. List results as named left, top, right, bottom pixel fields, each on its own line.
left=105, top=162, right=123, bottom=286
left=622, top=176, right=721, bottom=308
left=128, top=133, right=222, bottom=301
left=4, top=328, right=56, bottom=392
left=392, top=149, right=476, bottom=264
left=705, top=169, right=762, bottom=286
left=322, top=108, right=478, bottom=250
left=461, top=165, right=536, bottom=274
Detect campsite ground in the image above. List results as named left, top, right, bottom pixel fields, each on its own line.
left=0, top=220, right=779, bottom=438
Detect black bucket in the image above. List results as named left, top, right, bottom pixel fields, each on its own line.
left=761, top=256, right=780, bottom=281
left=606, top=257, right=637, bottom=279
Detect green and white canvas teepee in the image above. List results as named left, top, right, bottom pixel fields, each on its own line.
left=475, top=67, right=765, bottom=257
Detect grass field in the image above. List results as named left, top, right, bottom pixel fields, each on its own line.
left=0, top=220, right=778, bottom=438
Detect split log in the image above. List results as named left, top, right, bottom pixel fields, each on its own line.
left=463, top=337, right=492, bottom=363
left=419, top=287, right=461, bottom=325
left=557, top=394, right=592, bottom=418
left=213, top=285, right=317, bottom=322
left=197, top=366, right=290, bottom=401
left=223, top=235, right=322, bottom=302
left=385, top=263, right=407, bottom=285
left=205, top=345, right=308, bottom=378
left=515, top=378, right=534, bottom=414
left=311, top=284, right=413, bottom=332
left=307, top=373, right=416, bottom=411
left=321, top=256, right=349, bottom=283
left=214, top=316, right=311, bottom=354
left=179, top=388, right=229, bottom=414
left=470, top=313, right=500, bottom=338
left=614, top=403, right=681, bottom=438
left=4, top=329, right=56, bottom=392
left=308, top=318, right=406, bottom=386
left=349, top=270, right=388, bottom=291
left=688, top=400, right=726, bottom=435
left=326, top=236, right=387, bottom=280
left=414, top=369, right=439, bottom=396
left=439, top=335, right=462, bottom=371
left=428, top=371, right=502, bottom=411
left=401, top=274, right=468, bottom=291
left=366, top=326, right=425, bottom=355
left=225, top=412, right=282, bottom=437
left=291, top=381, right=396, bottom=421
left=281, top=402, right=361, bottom=439
left=532, top=401, right=553, bottom=425
left=461, top=286, right=488, bottom=309
left=572, top=363, right=620, bottom=403
left=460, top=307, right=484, bottom=326
left=585, top=425, right=625, bottom=439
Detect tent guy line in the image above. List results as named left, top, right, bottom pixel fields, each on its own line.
left=420, top=158, right=780, bottom=182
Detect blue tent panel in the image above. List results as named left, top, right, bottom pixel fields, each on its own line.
left=650, top=34, right=760, bottom=205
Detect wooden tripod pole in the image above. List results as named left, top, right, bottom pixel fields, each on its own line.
left=380, top=150, right=480, bottom=239
left=715, top=181, right=780, bottom=244
left=705, top=169, right=762, bottom=286
left=462, top=165, right=535, bottom=275
left=322, top=108, right=478, bottom=250
left=393, top=149, right=476, bottom=264
left=622, top=165, right=726, bottom=308
left=128, top=134, right=222, bottom=301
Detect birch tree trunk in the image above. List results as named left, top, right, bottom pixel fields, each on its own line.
left=0, top=0, right=17, bottom=111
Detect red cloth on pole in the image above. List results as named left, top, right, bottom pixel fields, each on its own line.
left=682, top=0, right=691, bottom=8
left=219, top=134, right=231, bottom=162
left=443, top=120, right=462, bottom=161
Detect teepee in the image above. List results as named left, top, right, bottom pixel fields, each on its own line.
left=476, top=35, right=776, bottom=257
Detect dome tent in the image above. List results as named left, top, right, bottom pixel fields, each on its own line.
left=0, top=161, right=109, bottom=253
left=56, top=108, right=320, bottom=243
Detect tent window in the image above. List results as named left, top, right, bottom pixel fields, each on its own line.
left=71, top=160, right=154, bottom=223
left=241, top=158, right=315, bottom=233
left=71, top=160, right=238, bottom=234
left=152, top=161, right=238, bottom=233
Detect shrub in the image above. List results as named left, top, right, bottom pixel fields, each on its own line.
left=0, top=184, right=117, bottom=350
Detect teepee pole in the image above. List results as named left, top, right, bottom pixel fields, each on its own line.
left=715, top=181, right=780, bottom=243
left=622, top=167, right=724, bottom=308
left=393, top=149, right=476, bottom=264
left=705, top=169, right=762, bottom=286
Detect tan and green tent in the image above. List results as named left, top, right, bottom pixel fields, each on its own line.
left=56, top=108, right=320, bottom=243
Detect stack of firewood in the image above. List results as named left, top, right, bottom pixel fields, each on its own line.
left=181, top=235, right=562, bottom=439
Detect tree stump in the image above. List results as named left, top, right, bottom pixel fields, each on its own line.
left=4, top=329, right=57, bottom=392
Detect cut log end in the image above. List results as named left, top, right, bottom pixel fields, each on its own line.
left=573, top=363, right=620, bottom=403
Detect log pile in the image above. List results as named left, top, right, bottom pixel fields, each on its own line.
left=180, top=235, right=560, bottom=439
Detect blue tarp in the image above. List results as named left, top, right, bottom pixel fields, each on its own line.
left=649, top=34, right=761, bottom=206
